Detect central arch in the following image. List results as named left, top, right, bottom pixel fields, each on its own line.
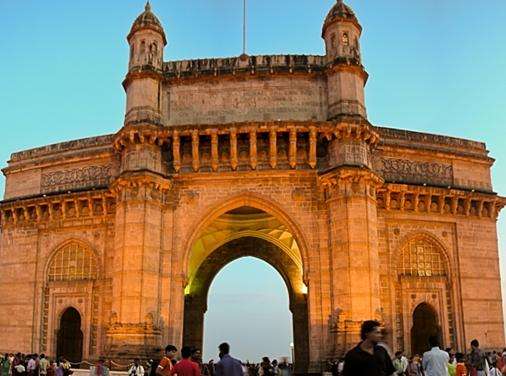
left=183, top=236, right=309, bottom=374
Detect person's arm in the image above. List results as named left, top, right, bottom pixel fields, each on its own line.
left=384, top=354, right=396, bottom=376
left=156, top=359, right=167, bottom=376
left=193, top=363, right=200, bottom=376
left=139, top=366, right=145, bottom=376
left=169, top=363, right=180, bottom=376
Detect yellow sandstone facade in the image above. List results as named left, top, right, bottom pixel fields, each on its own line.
left=0, top=1, right=504, bottom=374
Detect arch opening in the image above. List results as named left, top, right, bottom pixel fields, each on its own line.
left=184, top=203, right=309, bottom=374
left=411, top=303, right=442, bottom=356
left=202, top=257, right=293, bottom=363
left=57, top=307, right=84, bottom=363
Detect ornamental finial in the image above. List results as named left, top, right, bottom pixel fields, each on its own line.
left=145, top=1, right=151, bottom=12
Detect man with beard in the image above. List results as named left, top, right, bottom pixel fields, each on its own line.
left=343, top=320, right=396, bottom=376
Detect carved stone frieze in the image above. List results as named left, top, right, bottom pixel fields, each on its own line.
left=41, top=165, right=112, bottom=193
left=375, top=157, right=453, bottom=186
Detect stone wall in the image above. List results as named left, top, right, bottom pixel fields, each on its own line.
left=3, top=135, right=116, bottom=200
left=164, top=75, right=328, bottom=126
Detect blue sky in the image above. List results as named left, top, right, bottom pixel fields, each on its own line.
left=1, top=0, right=506, bottom=361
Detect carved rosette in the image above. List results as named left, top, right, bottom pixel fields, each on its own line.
left=111, top=173, right=172, bottom=205
left=320, top=167, right=384, bottom=201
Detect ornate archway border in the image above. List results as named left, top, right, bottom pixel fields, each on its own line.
left=181, top=192, right=312, bottom=281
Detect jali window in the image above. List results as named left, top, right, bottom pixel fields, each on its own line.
left=398, top=238, right=446, bottom=277
left=48, top=242, right=97, bottom=281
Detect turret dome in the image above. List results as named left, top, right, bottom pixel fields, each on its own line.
left=128, top=2, right=167, bottom=45
left=322, top=0, right=361, bottom=37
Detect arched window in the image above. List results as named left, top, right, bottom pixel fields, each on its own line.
left=342, top=32, right=350, bottom=46
left=48, top=242, right=97, bottom=282
left=398, top=237, right=446, bottom=277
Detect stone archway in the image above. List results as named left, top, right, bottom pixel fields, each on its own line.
left=183, top=236, right=309, bottom=374
left=411, top=303, right=441, bottom=356
left=57, top=307, right=84, bottom=363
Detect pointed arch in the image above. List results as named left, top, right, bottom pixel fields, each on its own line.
left=182, top=192, right=311, bottom=279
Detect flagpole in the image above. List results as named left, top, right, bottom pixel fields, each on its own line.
left=243, top=0, right=247, bottom=55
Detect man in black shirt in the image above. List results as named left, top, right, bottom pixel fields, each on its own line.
left=343, top=320, right=395, bottom=376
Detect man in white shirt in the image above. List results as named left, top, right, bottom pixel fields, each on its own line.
left=27, top=355, right=37, bottom=376
left=39, top=355, right=49, bottom=376
left=128, top=358, right=145, bottom=376
left=422, top=336, right=449, bottom=376
left=393, top=351, right=409, bottom=375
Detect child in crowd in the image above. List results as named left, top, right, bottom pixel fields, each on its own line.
left=455, top=353, right=467, bottom=376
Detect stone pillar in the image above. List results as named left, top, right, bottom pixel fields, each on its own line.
left=319, top=120, right=382, bottom=355
left=107, top=125, right=171, bottom=359
left=291, top=296, right=310, bottom=375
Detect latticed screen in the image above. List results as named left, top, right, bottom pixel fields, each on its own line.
left=48, top=242, right=97, bottom=281
left=399, top=239, right=445, bottom=277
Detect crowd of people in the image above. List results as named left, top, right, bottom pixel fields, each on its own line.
left=335, top=319, right=506, bottom=376
left=0, top=344, right=292, bottom=376
left=4, top=325, right=506, bottom=376
left=0, top=354, right=72, bottom=376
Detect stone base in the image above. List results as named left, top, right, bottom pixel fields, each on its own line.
left=105, top=326, right=163, bottom=362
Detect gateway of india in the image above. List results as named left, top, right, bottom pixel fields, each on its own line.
left=0, top=1, right=505, bottom=374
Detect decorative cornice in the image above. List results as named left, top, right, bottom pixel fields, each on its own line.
left=319, top=166, right=384, bottom=201
left=122, top=68, right=164, bottom=90
left=377, top=183, right=506, bottom=220
left=163, top=54, right=325, bottom=83
left=111, top=172, right=173, bottom=204
left=113, top=124, right=167, bottom=151
left=325, top=62, right=369, bottom=83
left=321, top=119, right=379, bottom=147
left=0, top=189, right=115, bottom=229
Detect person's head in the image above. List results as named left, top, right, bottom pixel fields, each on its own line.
left=429, top=336, right=440, bottom=347
left=395, top=351, right=403, bottom=359
left=360, top=320, right=382, bottom=344
left=133, top=358, right=140, bottom=366
left=165, top=345, right=178, bottom=359
left=456, top=353, right=465, bottom=363
left=471, top=339, right=480, bottom=349
left=181, top=346, right=192, bottom=359
left=218, top=343, right=230, bottom=356
left=191, top=349, right=202, bottom=362
left=40, top=354, right=45, bottom=359
left=262, top=357, right=270, bottom=364
left=428, top=335, right=440, bottom=349
left=272, top=360, right=278, bottom=366
left=98, top=357, right=106, bottom=365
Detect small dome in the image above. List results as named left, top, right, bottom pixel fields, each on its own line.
left=128, top=2, right=167, bottom=44
left=322, top=0, right=361, bottom=36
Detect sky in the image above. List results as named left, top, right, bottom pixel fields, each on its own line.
left=1, top=0, right=506, bottom=362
